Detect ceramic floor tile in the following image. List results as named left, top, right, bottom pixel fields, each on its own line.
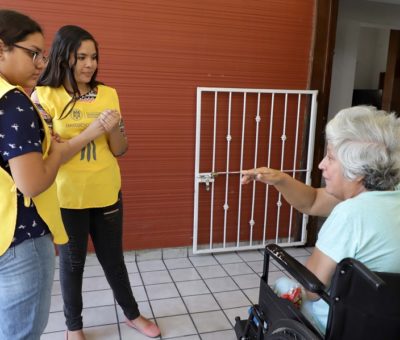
left=128, top=272, right=143, bottom=287
left=242, top=288, right=260, bottom=304
left=51, top=281, right=61, bottom=295
left=200, top=329, right=236, bottom=339
left=237, top=250, right=264, bottom=262
left=82, top=276, right=110, bottom=292
left=164, top=258, right=193, bottom=269
left=232, top=273, right=261, bottom=289
left=41, top=330, right=65, bottom=339
left=132, top=285, right=148, bottom=302
left=191, top=310, right=231, bottom=333
left=81, top=305, right=118, bottom=328
left=141, top=270, right=172, bottom=285
left=50, top=294, right=63, bottom=312
left=150, top=297, right=187, bottom=317
left=44, top=311, right=67, bottom=333
left=204, top=277, right=238, bottom=293
left=85, top=256, right=101, bottom=267
left=246, top=260, right=263, bottom=274
left=146, top=283, right=180, bottom=300
left=222, top=262, right=254, bottom=276
left=156, top=315, right=197, bottom=339
left=247, top=260, right=280, bottom=274
left=82, top=289, right=115, bottom=308
left=284, top=247, right=311, bottom=257
left=138, top=260, right=166, bottom=272
left=196, top=265, right=227, bottom=279
left=213, top=290, right=250, bottom=309
left=189, top=255, right=218, bottom=267
left=123, top=251, right=136, bottom=263
left=83, top=265, right=104, bottom=278
left=169, top=268, right=201, bottom=282
left=47, top=247, right=312, bottom=340
left=214, top=253, right=243, bottom=264
left=183, top=294, right=220, bottom=313
left=223, top=306, right=249, bottom=326
left=163, top=247, right=188, bottom=259
left=267, top=271, right=286, bottom=285
left=175, top=280, right=210, bottom=296
left=125, top=261, right=138, bottom=273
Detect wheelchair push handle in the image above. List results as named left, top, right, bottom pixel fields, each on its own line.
left=341, top=258, right=386, bottom=290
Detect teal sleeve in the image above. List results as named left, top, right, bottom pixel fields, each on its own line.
left=316, top=204, right=359, bottom=263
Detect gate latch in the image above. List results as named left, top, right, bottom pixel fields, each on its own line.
left=198, top=172, right=218, bottom=191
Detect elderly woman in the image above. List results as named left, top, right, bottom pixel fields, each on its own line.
left=241, top=106, right=400, bottom=334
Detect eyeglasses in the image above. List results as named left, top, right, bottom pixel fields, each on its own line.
left=13, top=44, right=48, bottom=65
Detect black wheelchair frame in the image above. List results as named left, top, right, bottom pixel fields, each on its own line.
left=234, top=244, right=400, bottom=340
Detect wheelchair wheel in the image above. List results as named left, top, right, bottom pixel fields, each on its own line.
left=266, top=319, right=321, bottom=340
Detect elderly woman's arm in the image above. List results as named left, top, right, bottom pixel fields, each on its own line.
left=304, top=247, right=337, bottom=300
left=241, top=167, right=340, bottom=217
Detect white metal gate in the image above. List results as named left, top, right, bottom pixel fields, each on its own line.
left=193, top=87, right=318, bottom=254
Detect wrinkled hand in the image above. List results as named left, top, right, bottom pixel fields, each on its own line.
left=241, top=167, right=284, bottom=185
left=99, top=109, right=120, bottom=133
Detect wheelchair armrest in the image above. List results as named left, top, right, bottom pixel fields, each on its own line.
left=266, top=244, right=328, bottom=297
left=340, top=258, right=386, bottom=290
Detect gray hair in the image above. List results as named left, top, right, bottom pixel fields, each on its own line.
left=325, top=106, right=400, bottom=191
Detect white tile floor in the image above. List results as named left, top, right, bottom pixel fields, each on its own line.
left=41, top=247, right=312, bottom=339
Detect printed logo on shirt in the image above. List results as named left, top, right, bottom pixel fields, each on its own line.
left=87, top=112, right=101, bottom=118
left=80, top=141, right=97, bottom=161
left=72, top=109, right=82, bottom=121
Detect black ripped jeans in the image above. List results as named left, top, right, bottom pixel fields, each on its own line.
left=58, top=193, right=140, bottom=331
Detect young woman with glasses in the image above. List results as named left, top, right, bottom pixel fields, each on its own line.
left=32, top=25, right=161, bottom=340
left=0, top=10, right=114, bottom=339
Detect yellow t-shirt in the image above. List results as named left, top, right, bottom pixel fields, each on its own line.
left=0, top=77, right=67, bottom=255
left=35, top=85, right=121, bottom=209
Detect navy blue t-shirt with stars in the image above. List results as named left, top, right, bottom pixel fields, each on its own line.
left=0, top=89, right=49, bottom=248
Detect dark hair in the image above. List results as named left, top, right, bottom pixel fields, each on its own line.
left=37, top=25, right=101, bottom=119
left=0, top=9, right=42, bottom=46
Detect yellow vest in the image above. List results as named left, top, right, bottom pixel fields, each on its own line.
left=0, top=78, right=68, bottom=256
left=35, top=85, right=121, bottom=208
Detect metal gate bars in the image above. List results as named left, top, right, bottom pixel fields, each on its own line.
left=193, top=87, right=318, bottom=254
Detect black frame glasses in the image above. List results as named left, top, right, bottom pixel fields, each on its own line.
left=13, top=44, right=48, bottom=65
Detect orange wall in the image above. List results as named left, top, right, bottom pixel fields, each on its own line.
left=5, top=0, right=315, bottom=250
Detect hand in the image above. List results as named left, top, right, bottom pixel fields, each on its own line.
left=99, top=109, right=121, bottom=133
left=48, top=137, right=69, bottom=164
left=241, top=167, right=284, bottom=185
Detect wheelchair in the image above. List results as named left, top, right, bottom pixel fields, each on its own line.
left=234, top=244, right=400, bottom=340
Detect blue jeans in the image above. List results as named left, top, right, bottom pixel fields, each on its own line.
left=0, top=234, right=55, bottom=340
left=58, top=194, right=139, bottom=331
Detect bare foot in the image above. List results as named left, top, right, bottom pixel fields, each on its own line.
left=66, top=329, right=86, bottom=340
left=126, top=315, right=161, bottom=338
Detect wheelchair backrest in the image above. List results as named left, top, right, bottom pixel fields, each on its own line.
left=325, top=258, right=400, bottom=340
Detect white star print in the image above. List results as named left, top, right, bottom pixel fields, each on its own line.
left=16, top=107, right=24, bottom=112
left=31, top=122, right=35, bottom=128
left=11, top=124, right=19, bottom=131
left=18, top=225, right=26, bottom=230
left=0, top=134, right=4, bottom=138
left=32, top=220, right=37, bottom=227
left=8, top=143, right=16, bottom=149
left=0, top=110, right=4, bottom=115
